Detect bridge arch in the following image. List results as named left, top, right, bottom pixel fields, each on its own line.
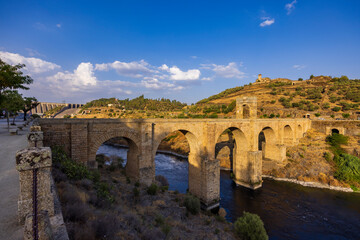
left=215, top=127, right=250, bottom=186
left=283, top=125, right=294, bottom=145
left=258, top=126, right=278, bottom=161
left=297, top=124, right=303, bottom=138
left=89, top=130, right=141, bottom=178
left=153, top=128, right=202, bottom=197
left=331, top=128, right=340, bottom=134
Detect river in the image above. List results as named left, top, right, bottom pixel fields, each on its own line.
left=97, top=144, right=360, bottom=240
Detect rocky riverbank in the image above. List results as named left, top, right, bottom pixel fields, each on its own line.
left=52, top=150, right=238, bottom=240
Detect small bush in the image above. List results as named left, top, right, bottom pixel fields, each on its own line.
left=184, top=195, right=200, bottom=215
left=323, top=152, right=332, bottom=162
left=161, top=223, right=171, bottom=236
left=147, top=183, right=158, bottom=195
left=133, top=187, right=140, bottom=197
left=155, top=175, right=169, bottom=187
left=332, top=106, right=341, bottom=112
left=342, top=113, right=350, bottom=118
left=155, top=214, right=165, bottom=226
left=64, top=202, right=89, bottom=223
left=234, top=212, right=268, bottom=240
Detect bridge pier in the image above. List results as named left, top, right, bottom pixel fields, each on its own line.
left=233, top=151, right=262, bottom=189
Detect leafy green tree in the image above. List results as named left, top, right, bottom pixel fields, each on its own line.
left=0, top=90, right=24, bottom=125
left=0, top=58, right=33, bottom=106
left=22, top=97, right=38, bottom=121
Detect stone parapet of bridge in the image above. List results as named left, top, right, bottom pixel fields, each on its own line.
left=38, top=117, right=310, bottom=209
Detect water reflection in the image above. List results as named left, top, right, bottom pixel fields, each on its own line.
left=97, top=145, right=360, bottom=240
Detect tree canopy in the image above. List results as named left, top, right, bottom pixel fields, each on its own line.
left=0, top=58, right=33, bottom=102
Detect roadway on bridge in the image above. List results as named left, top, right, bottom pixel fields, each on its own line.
left=0, top=119, right=28, bottom=240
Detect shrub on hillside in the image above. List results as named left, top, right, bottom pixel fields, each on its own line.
left=333, top=154, right=360, bottom=184
left=147, top=183, right=158, bottom=195
left=155, top=175, right=169, bottom=187
left=332, top=106, right=341, bottom=112
left=234, top=212, right=268, bottom=240
left=184, top=195, right=200, bottom=215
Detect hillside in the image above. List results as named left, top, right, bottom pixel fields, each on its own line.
left=196, top=75, right=360, bottom=119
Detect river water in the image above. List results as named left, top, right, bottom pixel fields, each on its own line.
left=97, top=145, right=360, bottom=240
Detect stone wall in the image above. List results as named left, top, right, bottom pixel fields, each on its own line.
left=311, top=120, right=360, bottom=136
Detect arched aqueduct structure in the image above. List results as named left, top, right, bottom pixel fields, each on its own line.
left=39, top=97, right=311, bottom=209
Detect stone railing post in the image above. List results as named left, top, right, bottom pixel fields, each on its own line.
left=16, top=125, right=54, bottom=239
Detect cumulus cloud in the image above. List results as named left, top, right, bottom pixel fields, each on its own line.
left=161, top=64, right=201, bottom=81
left=56, top=24, right=61, bottom=28
left=0, top=51, right=60, bottom=73
left=260, top=17, right=275, bottom=27
left=48, top=62, right=97, bottom=92
left=201, top=62, right=245, bottom=79
left=285, top=0, right=297, bottom=15
left=95, top=60, right=155, bottom=78
left=293, top=64, right=306, bottom=70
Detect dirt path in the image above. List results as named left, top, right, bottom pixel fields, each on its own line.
left=0, top=119, right=29, bottom=240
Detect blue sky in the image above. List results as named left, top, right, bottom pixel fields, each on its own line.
left=0, top=0, right=359, bottom=104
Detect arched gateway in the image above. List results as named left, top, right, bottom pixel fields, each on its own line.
left=39, top=97, right=310, bottom=210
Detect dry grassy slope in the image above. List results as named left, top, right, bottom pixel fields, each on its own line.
left=268, top=128, right=360, bottom=188
left=206, top=76, right=358, bottom=118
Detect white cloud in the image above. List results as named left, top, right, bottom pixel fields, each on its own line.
left=161, top=64, right=201, bottom=81
left=293, top=64, right=306, bottom=70
left=48, top=62, right=97, bottom=91
left=285, top=0, right=297, bottom=15
left=201, top=77, right=212, bottom=81
left=191, top=56, right=198, bottom=59
left=0, top=51, right=60, bottom=73
left=95, top=60, right=155, bottom=78
left=56, top=24, right=62, bottom=28
left=260, top=18, right=275, bottom=27
left=201, top=62, right=245, bottom=79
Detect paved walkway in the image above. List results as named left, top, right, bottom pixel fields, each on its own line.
left=0, top=119, right=29, bottom=240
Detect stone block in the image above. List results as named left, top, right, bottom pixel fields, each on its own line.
left=16, top=147, right=51, bottom=171
left=30, top=125, right=42, bottom=132
left=27, top=132, right=44, bottom=148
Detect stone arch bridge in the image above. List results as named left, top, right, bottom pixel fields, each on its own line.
left=39, top=117, right=310, bottom=209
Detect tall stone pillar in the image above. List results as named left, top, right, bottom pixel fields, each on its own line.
left=199, top=157, right=220, bottom=210
left=16, top=147, right=54, bottom=223
left=16, top=126, right=54, bottom=224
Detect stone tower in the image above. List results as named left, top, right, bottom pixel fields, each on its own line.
left=257, top=74, right=262, bottom=82
left=236, top=97, right=257, bottom=119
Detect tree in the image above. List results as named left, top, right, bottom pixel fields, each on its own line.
left=0, top=58, right=33, bottom=106
left=22, top=97, right=38, bottom=121
left=0, top=90, right=24, bottom=126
